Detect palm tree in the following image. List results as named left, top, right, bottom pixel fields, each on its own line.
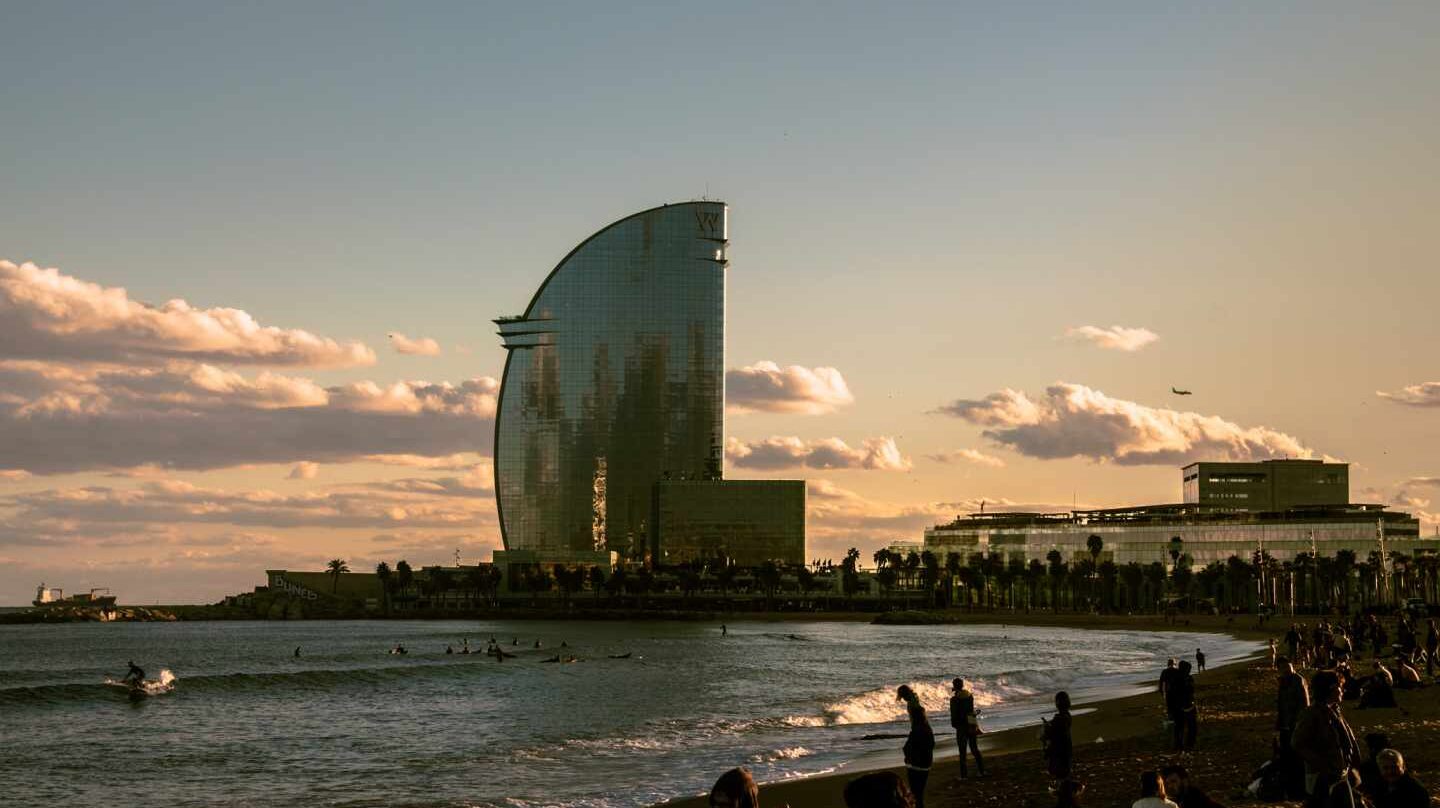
left=1120, top=562, right=1144, bottom=612
left=756, top=561, right=782, bottom=608
left=1172, top=554, right=1194, bottom=609
left=1026, top=559, right=1045, bottom=611
left=945, top=552, right=963, bottom=608
left=920, top=551, right=941, bottom=608
left=1086, top=535, right=1103, bottom=606
left=1335, top=549, right=1357, bottom=613
left=395, top=560, right=413, bottom=607
left=1046, top=549, right=1065, bottom=612
left=1145, top=561, right=1168, bottom=611
left=428, top=568, right=453, bottom=609
left=842, top=548, right=862, bottom=601
left=375, top=561, right=392, bottom=614
left=588, top=566, right=606, bottom=604
left=326, top=558, right=349, bottom=594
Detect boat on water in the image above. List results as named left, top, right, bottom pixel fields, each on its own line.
left=33, top=583, right=118, bottom=609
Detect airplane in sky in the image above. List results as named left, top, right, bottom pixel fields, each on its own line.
left=1171, top=387, right=1193, bottom=396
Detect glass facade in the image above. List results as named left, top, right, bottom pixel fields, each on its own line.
left=494, top=202, right=728, bottom=559
left=651, top=480, right=806, bottom=567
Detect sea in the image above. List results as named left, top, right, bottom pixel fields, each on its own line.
left=0, top=619, right=1260, bottom=807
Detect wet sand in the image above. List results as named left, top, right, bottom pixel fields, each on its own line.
left=658, top=612, right=1440, bottom=808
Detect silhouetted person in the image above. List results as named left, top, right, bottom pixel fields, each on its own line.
left=949, top=677, right=985, bottom=779
left=843, top=771, right=915, bottom=808
left=1195, top=648, right=1206, bottom=672
left=293, top=646, right=301, bottom=658
left=1133, top=770, right=1179, bottom=808
left=897, top=685, right=934, bottom=808
left=722, top=624, right=728, bottom=637
left=1276, top=657, right=1310, bottom=755
left=1359, top=664, right=1397, bottom=709
left=1043, top=691, right=1074, bottom=782
left=708, top=766, right=759, bottom=808
left=123, top=660, right=144, bottom=686
left=1167, top=660, right=1197, bottom=751
left=1374, top=749, right=1429, bottom=808
left=1292, top=670, right=1360, bottom=808
left=1357, top=733, right=1391, bottom=801
left=1161, top=764, right=1224, bottom=808
left=1159, top=658, right=1178, bottom=702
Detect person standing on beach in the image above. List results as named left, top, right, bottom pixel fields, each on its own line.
left=1159, top=659, right=1178, bottom=703
left=1196, top=649, right=1206, bottom=672
left=896, top=685, right=934, bottom=808
left=948, top=677, right=986, bottom=779
left=1043, top=691, right=1074, bottom=783
left=1292, top=670, right=1360, bottom=808
left=1166, top=660, right=1197, bottom=751
left=1276, top=657, right=1310, bottom=756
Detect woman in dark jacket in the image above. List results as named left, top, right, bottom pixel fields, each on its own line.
left=897, top=685, right=935, bottom=808
left=1044, top=691, right=1074, bottom=782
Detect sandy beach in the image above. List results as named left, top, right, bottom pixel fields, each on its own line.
left=659, top=612, right=1440, bottom=808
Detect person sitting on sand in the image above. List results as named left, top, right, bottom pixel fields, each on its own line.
left=1133, top=770, right=1179, bottom=808
left=843, top=771, right=914, bottom=808
left=1054, top=779, right=1085, bottom=808
left=949, top=677, right=985, bottom=779
left=896, top=685, right=934, bottom=808
left=1359, top=665, right=1397, bottom=709
left=1374, top=749, right=1429, bottom=808
left=708, top=766, right=760, bottom=808
left=1393, top=656, right=1422, bottom=689
left=1160, top=764, right=1224, bottom=808
left=1043, top=691, right=1074, bottom=783
left=1357, top=733, right=1392, bottom=801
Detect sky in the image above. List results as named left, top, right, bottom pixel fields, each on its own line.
left=4, top=2, right=1440, bottom=604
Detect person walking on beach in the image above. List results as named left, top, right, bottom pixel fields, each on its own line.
left=896, top=685, right=934, bottom=808
left=708, top=767, right=760, bottom=808
left=1159, top=659, right=1179, bottom=703
left=949, top=677, right=986, bottom=779
left=1166, top=660, right=1197, bottom=751
left=1195, top=648, right=1206, bottom=672
left=1292, top=670, right=1360, bottom=808
left=1043, top=691, right=1074, bottom=783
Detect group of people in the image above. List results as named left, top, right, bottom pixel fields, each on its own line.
left=1273, top=656, right=1430, bottom=808
left=700, top=613, right=1436, bottom=808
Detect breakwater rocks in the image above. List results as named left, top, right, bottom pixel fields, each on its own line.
left=0, top=605, right=180, bottom=624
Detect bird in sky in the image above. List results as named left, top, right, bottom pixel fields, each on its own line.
left=1171, top=387, right=1193, bottom=396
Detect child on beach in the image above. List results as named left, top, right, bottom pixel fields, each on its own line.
left=1043, top=691, right=1074, bottom=782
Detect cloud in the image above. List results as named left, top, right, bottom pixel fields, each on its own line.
left=0, top=360, right=499, bottom=474
left=1, top=260, right=374, bottom=367
left=1377, top=382, right=1440, bottom=407
left=388, top=333, right=441, bottom=357
left=801, top=480, right=947, bottom=558
left=1063, top=325, right=1159, bottom=352
left=924, top=448, right=1006, bottom=468
left=1402, top=477, right=1440, bottom=489
left=726, top=361, right=854, bottom=415
left=0, top=471, right=30, bottom=482
left=288, top=462, right=319, bottom=480
left=2, top=478, right=498, bottom=539
left=360, top=453, right=486, bottom=471
left=726, top=436, right=912, bottom=471
left=934, top=382, right=1315, bottom=466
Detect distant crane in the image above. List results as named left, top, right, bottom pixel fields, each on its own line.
left=1171, top=387, right=1193, bottom=396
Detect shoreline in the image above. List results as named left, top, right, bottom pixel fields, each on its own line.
left=657, top=613, right=1272, bottom=808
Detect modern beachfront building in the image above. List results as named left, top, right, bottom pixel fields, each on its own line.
left=491, top=202, right=804, bottom=572
left=924, top=460, right=1429, bottom=567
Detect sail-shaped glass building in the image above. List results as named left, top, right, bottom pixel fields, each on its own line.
left=493, top=202, right=805, bottom=571
left=494, top=202, right=729, bottom=560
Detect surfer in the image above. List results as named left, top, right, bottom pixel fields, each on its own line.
left=462, top=638, right=470, bottom=654
left=294, top=646, right=301, bottom=658
left=446, top=645, right=454, bottom=655
left=721, top=624, right=727, bottom=637
left=123, top=660, right=145, bottom=686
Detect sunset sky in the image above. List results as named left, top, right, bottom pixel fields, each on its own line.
left=4, top=2, right=1440, bottom=604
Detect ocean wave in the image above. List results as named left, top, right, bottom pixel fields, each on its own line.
left=777, top=668, right=1075, bottom=727
left=749, top=746, right=813, bottom=763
